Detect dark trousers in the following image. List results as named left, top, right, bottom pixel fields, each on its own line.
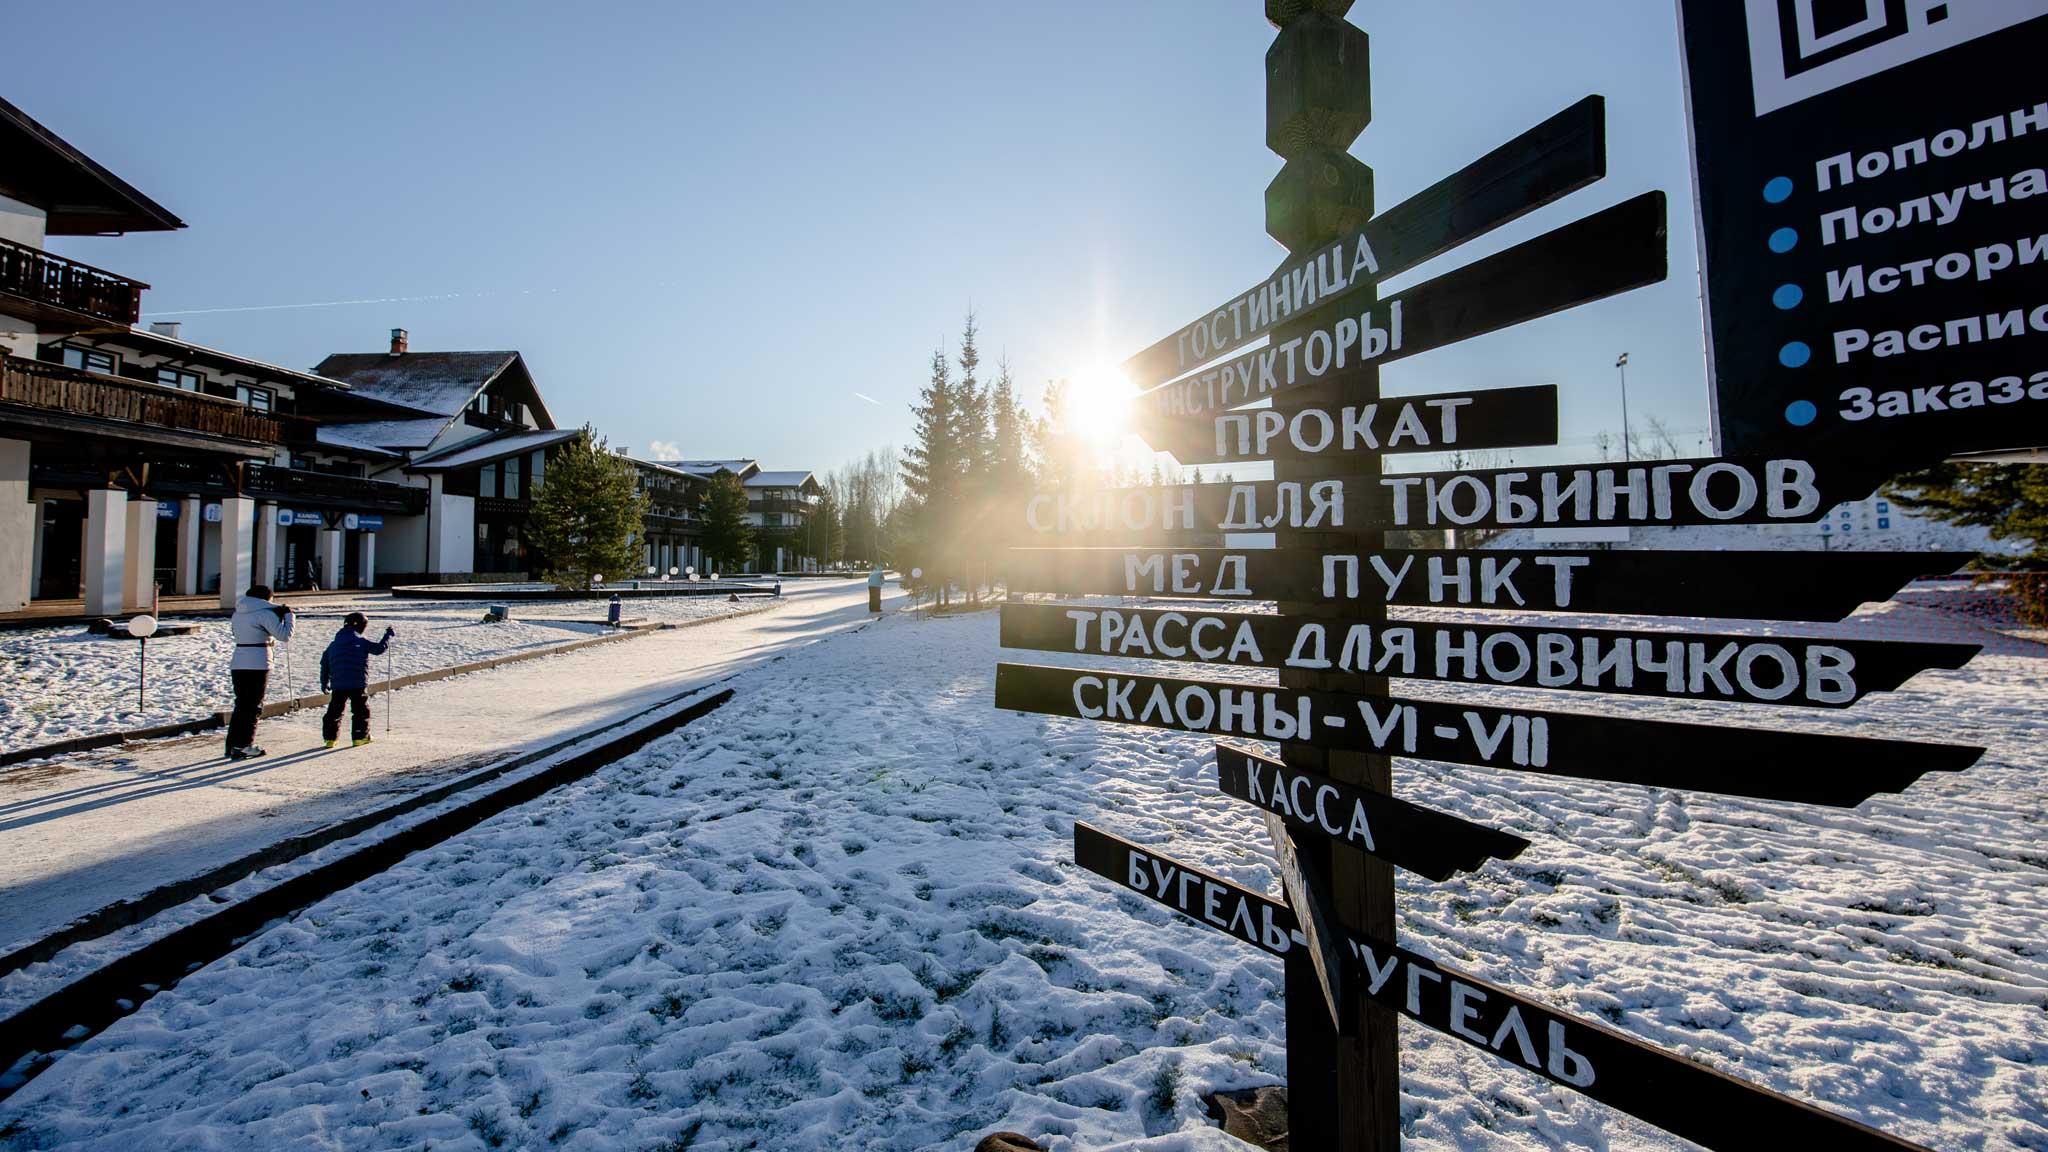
left=868, top=586, right=881, bottom=612
left=227, top=669, right=268, bottom=752
left=323, top=690, right=371, bottom=741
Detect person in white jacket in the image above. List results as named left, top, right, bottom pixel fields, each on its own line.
left=226, top=585, right=294, bottom=760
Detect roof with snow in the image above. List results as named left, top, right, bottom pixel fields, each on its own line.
left=312, top=426, right=405, bottom=459
left=406, top=428, right=580, bottom=473
left=663, top=459, right=758, bottom=478
left=745, top=470, right=818, bottom=490
left=311, top=351, right=530, bottom=419
left=83, top=326, right=355, bottom=394
left=314, top=417, right=451, bottom=452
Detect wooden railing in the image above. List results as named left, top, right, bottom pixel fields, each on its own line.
left=0, top=354, right=290, bottom=444
left=0, top=235, right=146, bottom=326
left=244, top=462, right=426, bottom=512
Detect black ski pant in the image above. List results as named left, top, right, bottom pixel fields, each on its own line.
left=322, top=690, right=371, bottom=741
left=227, top=669, right=268, bottom=753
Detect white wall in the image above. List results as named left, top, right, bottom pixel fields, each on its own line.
left=0, top=440, right=31, bottom=610
left=426, top=478, right=473, bottom=575
left=0, top=194, right=46, bottom=358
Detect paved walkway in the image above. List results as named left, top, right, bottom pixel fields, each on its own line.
left=0, top=577, right=899, bottom=954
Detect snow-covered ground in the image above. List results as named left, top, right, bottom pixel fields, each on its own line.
left=0, top=595, right=749, bottom=755
left=0, top=584, right=2040, bottom=1150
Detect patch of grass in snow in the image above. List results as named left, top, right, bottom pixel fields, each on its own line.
left=466, top=1106, right=511, bottom=1148
left=1149, top=1059, right=1184, bottom=1116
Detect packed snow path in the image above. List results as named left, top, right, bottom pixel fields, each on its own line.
left=0, top=590, right=2040, bottom=1150
left=0, top=578, right=887, bottom=959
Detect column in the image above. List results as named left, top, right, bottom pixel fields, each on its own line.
left=317, top=527, right=343, bottom=589
left=175, top=497, right=202, bottom=595
left=356, top=532, right=376, bottom=588
left=29, top=497, right=45, bottom=600
left=0, top=439, right=29, bottom=611
left=83, top=488, right=127, bottom=616
left=217, top=496, right=253, bottom=609
left=252, top=502, right=279, bottom=591
left=123, top=499, right=158, bottom=610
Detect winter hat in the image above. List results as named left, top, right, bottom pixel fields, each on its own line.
left=344, top=612, right=369, bottom=632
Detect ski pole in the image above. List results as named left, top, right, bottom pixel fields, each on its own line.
left=385, top=649, right=393, bottom=733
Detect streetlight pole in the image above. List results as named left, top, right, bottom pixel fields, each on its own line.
left=1615, top=351, right=1631, bottom=461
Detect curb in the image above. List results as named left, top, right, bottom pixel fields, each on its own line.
left=0, top=685, right=737, bottom=1098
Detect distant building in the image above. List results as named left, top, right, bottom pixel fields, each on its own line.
left=630, top=458, right=707, bottom=578
left=654, top=459, right=823, bottom=572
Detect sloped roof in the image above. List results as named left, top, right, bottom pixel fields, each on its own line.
left=315, top=417, right=450, bottom=452
left=311, top=351, right=520, bottom=418
left=663, top=458, right=758, bottom=477
left=0, top=95, right=184, bottom=234
left=313, top=426, right=404, bottom=459
left=406, top=428, right=579, bottom=472
left=745, top=470, right=817, bottom=489
left=632, top=458, right=710, bottom=482
left=92, top=326, right=353, bottom=393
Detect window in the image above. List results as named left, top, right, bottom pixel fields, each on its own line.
left=156, top=367, right=202, bottom=392
left=765, top=513, right=783, bottom=526
left=60, top=346, right=118, bottom=374
left=529, top=450, right=545, bottom=491
left=480, top=462, right=498, bottom=499
left=237, top=385, right=273, bottom=411
left=503, top=454, right=521, bottom=500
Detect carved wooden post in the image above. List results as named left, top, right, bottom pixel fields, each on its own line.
left=1263, top=2, right=1398, bottom=1148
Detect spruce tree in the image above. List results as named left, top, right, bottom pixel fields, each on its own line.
left=901, top=346, right=957, bottom=581
left=526, top=428, right=648, bottom=592
left=1889, top=462, right=2048, bottom=623
left=698, top=470, right=755, bottom=575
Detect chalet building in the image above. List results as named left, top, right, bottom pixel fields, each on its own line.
left=631, top=458, right=708, bottom=578
left=658, top=458, right=823, bottom=573
left=0, top=96, right=427, bottom=611
left=310, top=334, right=576, bottom=582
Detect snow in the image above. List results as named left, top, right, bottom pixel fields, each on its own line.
left=1, top=584, right=2041, bottom=1150
left=0, top=595, right=750, bottom=756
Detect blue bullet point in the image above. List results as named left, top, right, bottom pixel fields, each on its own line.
left=1769, top=228, right=1799, bottom=253
left=1779, top=341, right=1812, bottom=368
left=1785, top=400, right=1818, bottom=426
left=1772, top=283, right=1804, bottom=310
left=1763, top=176, right=1795, bottom=203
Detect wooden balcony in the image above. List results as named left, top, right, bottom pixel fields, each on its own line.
left=0, top=235, right=146, bottom=332
left=244, top=462, right=426, bottom=513
left=0, top=353, right=290, bottom=449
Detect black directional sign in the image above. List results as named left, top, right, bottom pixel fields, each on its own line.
left=1003, top=546, right=1969, bottom=621
left=998, top=663, right=1983, bottom=806
left=1678, top=3, right=2048, bottom=457
left=999, top=602, right=1979, bottom=708
left=1134, top=383, right=1560, bottom=467
left=1073, top=824, right=1933, bottom=1152
left=1020, top=453, right=1933, bottom=543
left=1216, top=742, right=1529, bottom=881
left=1123, top=96, right=1608, bottom=391
left=1132, top=192, right=1668, bottom=437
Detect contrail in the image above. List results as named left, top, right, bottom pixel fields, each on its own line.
left=852, top=392, right=882, bottom=406
left=142, top=288, right=546, bottom=318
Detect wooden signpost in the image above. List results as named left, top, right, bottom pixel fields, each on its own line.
left=990, top=5, right=1989, bottom=1149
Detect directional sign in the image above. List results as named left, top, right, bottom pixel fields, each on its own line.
left=1134, top=383, right=1560, bottom=467
left=1678, top=2, right=2048, bottom=457
left=1265, top=810, right=1348, bottom=1032
left=997, top=663, right=1983, bottom=806
left=1072, top=824, right=1932, bottom=1152
left=1022, top=453, right=1930, bottom=543
left=1003, top=546, right=1968, bottom=621
left=1133, top=192, right=1668, bottom=434
left=999, top=602, right=1979, bottom=708
left=1217, top=742, right=1530, bottom=881
left=1123, top=96, right=1609, bottom=390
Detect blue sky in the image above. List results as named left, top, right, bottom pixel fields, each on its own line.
left=19, top=1, right=1710, bottom=473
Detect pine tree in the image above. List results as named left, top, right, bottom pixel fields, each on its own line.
left=1888, top=462, right=2048, bottom=623
left=990, top=357, right=1032, bottom=496
left=698, top=470, right=755, bottom=575
left=955, top=311, right=992, bottom=487
left=901, top=346, right=957, bottom=580
left=526, top=428, right=648, bottom=592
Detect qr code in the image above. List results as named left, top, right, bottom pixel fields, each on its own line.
left=1744, top=0, right=2043, bottom=114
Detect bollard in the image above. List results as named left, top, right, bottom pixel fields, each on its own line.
left=607, top=593, right=622, bottom=628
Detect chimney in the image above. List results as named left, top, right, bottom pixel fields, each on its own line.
left=389, top=328, right=409, bottom=356
left=148, top=321, right=182, bottom=340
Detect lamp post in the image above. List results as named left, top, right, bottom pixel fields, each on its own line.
left=128, top=614, right=158, bottom=709
left=1615, top=351, right=1631, bottom=461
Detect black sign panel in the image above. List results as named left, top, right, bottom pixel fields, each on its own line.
left=1134, top=383, right=1560, bottom=467
left=1133, top=192, right=1667, bottom=433
left=998, top=662, right=1983, bottom=806
left=1003, top=546, right=1968, bottom=621
left=1022, top=453, right=1926, bottom=542
left=998, top=602, right=1979, bottom=708
left=1072, top=824, right=1931, bottom=1152
left=1678, top=3, right=2048, bottom=456
left=1122, top=96, right=1608, bottom=390
left=1217, top=741, right=1529, bottom=881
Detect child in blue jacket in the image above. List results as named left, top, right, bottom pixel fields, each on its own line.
left=320, top=612, right=395, bottom=747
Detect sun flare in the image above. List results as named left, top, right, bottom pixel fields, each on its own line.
left=1065, top=364, right=1136, bottom=446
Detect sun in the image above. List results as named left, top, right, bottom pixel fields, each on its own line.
left=1065, top=364, right=1135, bottom=447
